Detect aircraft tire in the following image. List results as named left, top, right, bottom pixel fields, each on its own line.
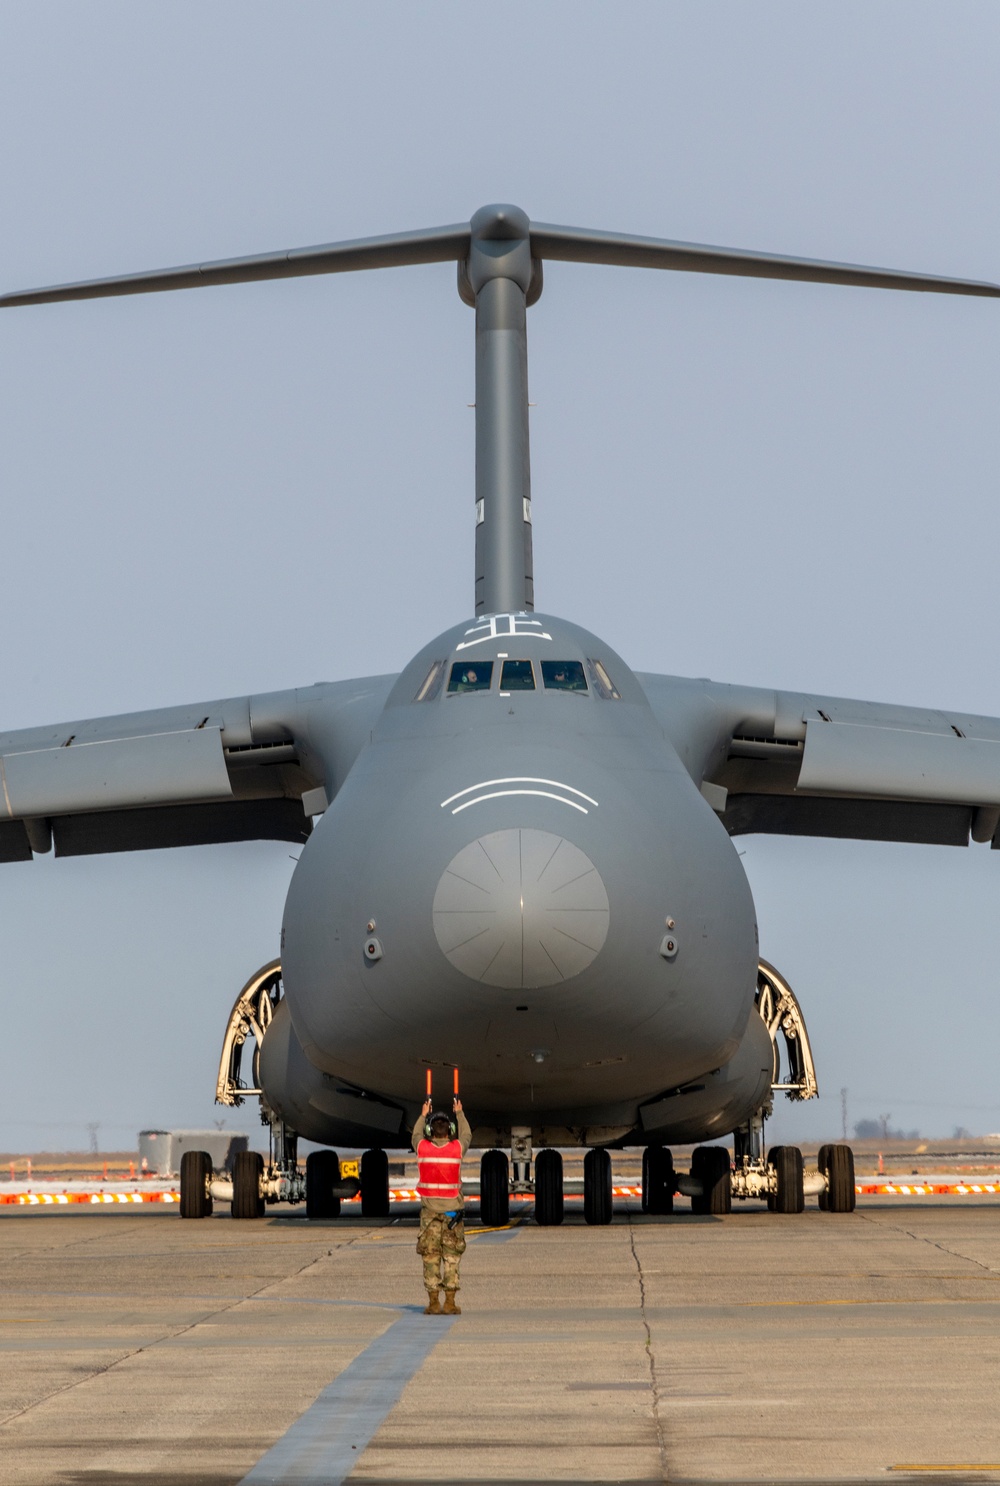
left=306, top=1149, right=341, bottom=1221
left=360, top=1149, right=390, bottom=1218
left=642, top=1145, right=674, bottom=1215
left=691, top=1145, right=730, bottom=1215
left=180, top=1149, right=212, bottom=1219
left=480, top=1150, right=509, bottom=1227
left=583, top=1147, right=613, bottom=1226
left=817, top=1144, right=832, bottom=1210
left=232, top=1150, right=265, bottom=1219
left=534, top=1148, right=564, bottom=1226
left=772, top=1145, right=804, bottom=1214
left=821, top=1144, right=856, bottom=1213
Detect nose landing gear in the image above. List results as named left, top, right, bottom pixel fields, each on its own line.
left=477, top=1132, right=606, bottom=1226
left=641, top=1146, right=674, bottom=1215
left=534, top=1148, right=565, bottom=1226
left=583, top=1148, right=613, bottom=1225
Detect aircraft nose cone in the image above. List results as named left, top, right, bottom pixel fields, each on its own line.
left=432, top=828, right=610, bottom=988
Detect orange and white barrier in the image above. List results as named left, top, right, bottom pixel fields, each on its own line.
left=856, top=1181, right=1000, bottom=1196
left=5, top=1181, right=996, bottom=1210
left=1, top=1190, right=179, bottom=1206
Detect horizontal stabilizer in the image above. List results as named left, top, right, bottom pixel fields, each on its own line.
left=529, top=222, right=1000, bottom=298
left=4, top=207, right=998, bottom=307
left=0, top=224, right=471, bottom=306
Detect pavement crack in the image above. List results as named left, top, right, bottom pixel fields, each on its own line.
left=858, top=1209, right=997, bottom=1273
left=627, top=1214, right=669, bottom=1482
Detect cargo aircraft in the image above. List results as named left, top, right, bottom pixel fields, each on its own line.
left=3, top=206, right=998, bottom=1224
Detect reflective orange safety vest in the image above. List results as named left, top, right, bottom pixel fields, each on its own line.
left=416, top=1137, right=463, bottom=1200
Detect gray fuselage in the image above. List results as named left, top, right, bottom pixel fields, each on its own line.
left=269, top=613, right=764, bottom=1147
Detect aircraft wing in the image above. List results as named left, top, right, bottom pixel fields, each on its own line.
left=0, top=676, right=395, bottom=862
left=638, top=673, right=1000, bottom=849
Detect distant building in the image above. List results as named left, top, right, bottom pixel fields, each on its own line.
left=138, top=1129, right=248, bottom=1178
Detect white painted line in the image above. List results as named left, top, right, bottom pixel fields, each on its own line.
left=441, top=776, right=599, bottom=808
left=451, top=788, right=589, bottom=815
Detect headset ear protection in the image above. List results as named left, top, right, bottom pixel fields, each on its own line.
left=424, top=1113, right=458, bottom=1139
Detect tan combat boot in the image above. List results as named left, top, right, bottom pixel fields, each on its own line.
left=442, top=1290, right=461, bottom=1315
left=424, top=1290, right=442, bottom=1315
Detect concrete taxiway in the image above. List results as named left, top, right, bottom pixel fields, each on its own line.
left=1, top=1196, right=999, bottom=1484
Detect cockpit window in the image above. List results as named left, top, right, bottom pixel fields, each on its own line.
left=541, top=660, right=588, bottom=693
left=500, top=659, right=535, bottom=692
left=414, top=660, right=447, bottom=702
left=586, top=658, right=622, bottom=700
left=447, top=660, right=494, bottom=694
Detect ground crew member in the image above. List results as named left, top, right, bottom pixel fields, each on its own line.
left=412, top=1094, right=471, bottom=1315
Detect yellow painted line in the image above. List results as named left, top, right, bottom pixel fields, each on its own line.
left=0, top=1319, right=44, bottom=1324
left=890, top=1467, right=1000, bottom=1473
left=466, top=1212, right=532, bottom=1236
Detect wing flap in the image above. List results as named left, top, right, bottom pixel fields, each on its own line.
left=0, top=727, right=232, bottom=819
left=50, top=798, right=308, bottom=856
left=797, top=719, right=1000, bottom=806
left=0, top=820, right=32, bottom=862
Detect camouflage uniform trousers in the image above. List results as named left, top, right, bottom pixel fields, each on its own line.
left=417, top=1207, right=466, bottom=1293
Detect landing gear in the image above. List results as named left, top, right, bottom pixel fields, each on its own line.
left=583, top=1147, right=613, bottom=1225
left=818, top=1143, right=856, bottom=1212
left=642, top=1145, right=674, bottom=1215
left=727, top=962, right=850, bottom=1214
left=232, top=1150, right=265, bottom=1219
left=771, top=1145, right=804, bottom=1213
left=480, top=1150, right=510, bottom=1226
left=180, top=1149, right=213, bottom=1219
left=306, top=1149, right=341, bottom=1221
left=360, top=1149, right=390, bottom=1218
left=535, top=1148, right=564, bottom=1226
left=691, top=1146, right=731, bottom=1214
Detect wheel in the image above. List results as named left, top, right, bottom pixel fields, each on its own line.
left=765, top=1146, right=783, bottom=1211
left=306, top=1149, right=341, bottom=1221
left=180, top=1149, right=212, bottom=1219
left=583, top=1147, right=613, bottom=1225
left=642, top=1145, right=674, bottom=1215
left=820, top=1143, right=856, bottom=1213
left=360, top=1148, right=390, bottom=1218
left=480, top=1150, right=509, bottom=1226
left=772, top=1144, right=804, bottom=1214
left=535, top=1148, right=564, bottom=1226
left=231, top=1150, right=265, bottom=1219
left=691, top=1146, right=730, bottom=1215
left=817, top=1144, right=832, bottom=1211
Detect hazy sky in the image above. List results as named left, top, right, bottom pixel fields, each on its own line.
left=2, top=4, right=1000, bottom=1152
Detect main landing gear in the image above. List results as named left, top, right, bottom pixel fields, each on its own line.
left=636, top=1137, right=856, bottom=1215
left=179, top=1137, right=393, bottom=1221
left=183, top=956, right=393, bottom=1221
left=632, top=960, right=856, bottom=1217
left=302, top=1148, right=389, bottom=1220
